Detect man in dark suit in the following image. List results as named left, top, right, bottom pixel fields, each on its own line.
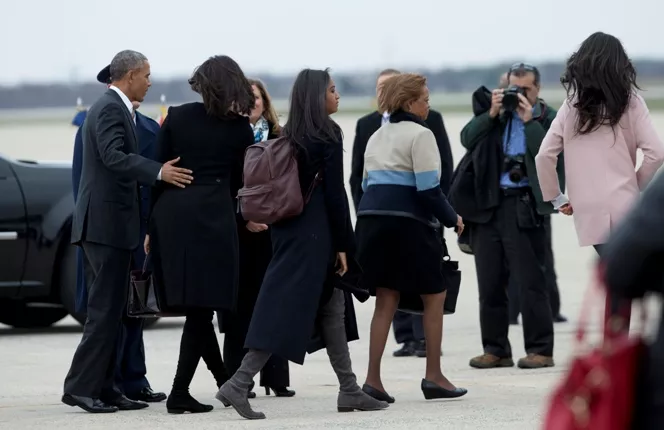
left=349, top=68, right=454, bottom=357
left=63, top=50, right=193, bottom=413
left=71, top=64, right=166, bottom=404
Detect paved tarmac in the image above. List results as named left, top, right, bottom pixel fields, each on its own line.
left=0, top=113, right=622, bottom=429
left=0, top=216, right=604, bottom=430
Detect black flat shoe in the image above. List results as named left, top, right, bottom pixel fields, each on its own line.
left=166, top=391, right=213, bottom=414
left=362, top=384, right=395, bottom=404
left=248, top=391, right=256, bottom=399
left=420, top=379, right=468, bottom=400
left=126, top=387, right=166, bottom=403
left=62, top=394, right=118, bottom=413
left=265, top=386, right=296, bottom=397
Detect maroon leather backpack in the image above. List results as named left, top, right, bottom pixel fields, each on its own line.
left=238, top=136, right=320, bottom=224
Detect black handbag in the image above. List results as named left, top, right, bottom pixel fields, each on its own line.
left=397, top=237, right=462, bottom=315
left=127, top=252, right=162, bottom=317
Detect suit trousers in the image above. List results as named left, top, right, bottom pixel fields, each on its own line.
left=115, top=314, right=149, bottom=395
left=509, top=215, right=561, bottom=319
left=63, top=241, right=132, bottom=399
left=392, top=311, right=425, bottom=344
left=471, top=193, right=554, bottom=358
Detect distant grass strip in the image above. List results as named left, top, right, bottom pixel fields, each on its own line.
left=4, top=98, right=664, bottom=126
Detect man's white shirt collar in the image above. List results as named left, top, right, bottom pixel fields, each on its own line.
left=381, top=111, right=390, bottom=126
left=109, top=85, right=135, bottom=123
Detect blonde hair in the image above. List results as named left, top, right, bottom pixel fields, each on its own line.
left=377, top=73, right=427, bottom=114
left=248, top=78, right=281, bottom=134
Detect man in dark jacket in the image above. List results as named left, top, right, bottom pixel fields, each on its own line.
left=349, top=68, right=454, bottom=357
left=497, top=73, right=567, bottom=325
left=71, top=64, right=166, bottom=403
left=459, top=63, right=565, bottom=370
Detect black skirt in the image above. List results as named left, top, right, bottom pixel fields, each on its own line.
left=355, top=215, right=445, bottom=295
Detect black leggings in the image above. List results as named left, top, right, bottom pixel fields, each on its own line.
left=172, top=309, right=228, bottom=392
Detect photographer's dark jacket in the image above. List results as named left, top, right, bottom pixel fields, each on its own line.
left=454, top=86, right=565, bottom=219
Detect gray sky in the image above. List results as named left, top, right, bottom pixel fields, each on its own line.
left=2, top=0, right=661, bottom=85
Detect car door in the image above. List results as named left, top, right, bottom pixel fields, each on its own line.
left=0, top=156, right=27, bottom=290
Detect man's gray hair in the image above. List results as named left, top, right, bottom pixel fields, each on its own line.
left=109, top=50, right=148, bottom=82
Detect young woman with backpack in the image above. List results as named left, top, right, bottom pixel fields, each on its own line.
left=216, top=68, right=389, bottom=420
left=219, top=78, right=295, bottom=400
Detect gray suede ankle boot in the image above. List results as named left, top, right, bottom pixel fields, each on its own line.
left=216, top=349, right=271, bottom=420
left=321, top=291, right=389, bottom=413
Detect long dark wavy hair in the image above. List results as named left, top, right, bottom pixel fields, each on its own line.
left=561, top=32, right=639, bottom=135
left=282, top=68, right=341, bottom=147
left=188, top=55, right=255, bottom=119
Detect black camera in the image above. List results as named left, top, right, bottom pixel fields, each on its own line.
left=503, top=155, right=526, bottom=183
left=502, top=85, right=526, bottom=112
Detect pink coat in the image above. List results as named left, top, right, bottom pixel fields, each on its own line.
left=535, top=94, right=664, bottom=247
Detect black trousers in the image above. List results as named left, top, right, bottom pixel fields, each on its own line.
left=509, top=215, right=561, bottom=319
left=223, top=314, right=290, bottom=389
left=115, top=314, right=149, bottom=395
left=470, top=192, right=554, bottom=358
left=64, top=241, right=132, bottom=399
left=392, top=311, right=424, bottom=343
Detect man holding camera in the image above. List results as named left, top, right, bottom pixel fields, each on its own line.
left=459, top=63, right=564, bottom=370
left=498, top=73, right=566, bottom=326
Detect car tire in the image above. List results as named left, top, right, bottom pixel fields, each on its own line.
left=0, top=300, right=68, bottom=328
left=58, top=243, right=160, bottom=329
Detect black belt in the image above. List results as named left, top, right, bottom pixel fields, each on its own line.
left=501, top=187, right=528, bottom=196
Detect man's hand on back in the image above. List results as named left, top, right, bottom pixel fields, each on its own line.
left=161, top=157, right=193, bottom=188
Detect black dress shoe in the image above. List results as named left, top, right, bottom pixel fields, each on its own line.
left=248, top=391, right=256, bottom=399
left=420, top=379, right=468, bottom=400
left=265, top=386, right=296, bottom=397
left=62, top=394, right=118, bottom=413
left=393, top=341, right=416, bottom=357
left=362, top=384, right=395, bottom=404
left=103, top=395, right=149, bottom=410
left=126, top=387, right=167, bottom=403
left=553, top=314, right=568, bottom=323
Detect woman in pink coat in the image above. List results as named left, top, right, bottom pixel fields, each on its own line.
left=536, top=32, right=664, bottom=256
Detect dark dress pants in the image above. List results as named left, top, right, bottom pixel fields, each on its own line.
left=392, top=311, right=425, bottom=344
left=115, top=314, right=149, bottom=395
left=509, top=215, right=561, bottom=319
left=64, top=241, right=132, bottom=399
left=471, top=192, right=554, bottom=358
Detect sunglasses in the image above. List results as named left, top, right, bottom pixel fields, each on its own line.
left=509, top=63, right=537, bottom=72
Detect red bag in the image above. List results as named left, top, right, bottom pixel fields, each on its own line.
left=542, top=266, right=645, bottom=430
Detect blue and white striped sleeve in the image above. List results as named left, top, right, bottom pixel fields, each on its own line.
left=411, top=128, right=457, bottom=227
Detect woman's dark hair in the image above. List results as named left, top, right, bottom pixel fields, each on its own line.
left=561, top=32, right=639, bottom=135
left=282, top=68, right=341, bottom=146
left=188, top=55, right=255, bottom=118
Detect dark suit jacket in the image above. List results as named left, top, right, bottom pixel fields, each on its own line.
left=72, top=110, right=160, bottom=313
left=349, top=109, right=453, bottom=211
left=71, top=89, right=161, bottom=250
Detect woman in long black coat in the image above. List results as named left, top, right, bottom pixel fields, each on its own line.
left=220, top=78, right=295, bottom=399
left=146, top=55, right=255, bottom=414
left=216, top=69, right=389, bottom=420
